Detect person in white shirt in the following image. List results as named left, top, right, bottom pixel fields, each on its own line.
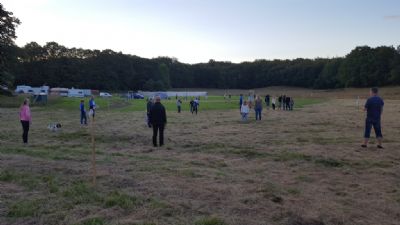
left=271, top=96, right=276, bottom=110
left=240, top=101, right=250, bottom=121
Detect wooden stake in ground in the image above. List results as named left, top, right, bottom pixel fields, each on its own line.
left=90, top=110, right=97, bottom=186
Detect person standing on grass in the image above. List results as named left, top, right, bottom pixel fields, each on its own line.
left=265, top=94, right=270, bottom=110
left=89, top=96, right=96, bottom=118
left=240, top=100, right=250, bottom=121
left=239, top=94, right=243, bottom=110
left=146, top=98, right=153, bottom=127
left=176, top=98, right=182, bottom=113
left=271, top=96, right=276, bottom=110
left=80, top=100, right=87, bottom=125
left=278, top=95, right=282, bottom=110
left=189, top=98, right=194, bottom=114
left=149, top=96, right=167, bottom=147
left=254, top=96, right=263, bottom=120
left=290, top=98, right=294, bottom=111
left=362, top=87, right=384, bottom=149
left=19, top=98, right=32, bottom=144
left=193, top=98, right=200, bottom=115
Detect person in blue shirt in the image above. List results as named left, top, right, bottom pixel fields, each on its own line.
left=80, top=100, right=87, bottom=125
left=89, top=96, right=96, bottom=118
left=239, top=94, right=243, bottom=110
left=362, top=87, right=384, bottom=149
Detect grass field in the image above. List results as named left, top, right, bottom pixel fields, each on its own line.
left=1, top=87, right=400, bottom=225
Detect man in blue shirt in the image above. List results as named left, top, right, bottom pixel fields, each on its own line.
left=362, top=87, right=384, bottom=149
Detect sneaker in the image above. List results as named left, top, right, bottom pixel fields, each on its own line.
left=377, top=145, right=384, bottom=149
left=361, top=144, right=367, bottom=148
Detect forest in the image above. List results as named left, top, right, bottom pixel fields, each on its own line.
left=1, top=4, right=400, bottom=91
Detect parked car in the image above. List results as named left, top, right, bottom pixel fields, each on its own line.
left=100, top=92, right=112, bottom=97
left=133, top=93, right=144, bottom=99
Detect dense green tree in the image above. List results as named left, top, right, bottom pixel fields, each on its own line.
left=0, top=3, right=20, bottom=88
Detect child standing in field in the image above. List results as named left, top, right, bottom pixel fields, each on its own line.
left=80, top=100, right=87, bottom=125
left=19, top=98, right=32, bottom=144
left=241, top=101, right=250, bottom=121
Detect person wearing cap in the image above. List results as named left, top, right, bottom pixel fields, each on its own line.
left=149, top=96, right=167, bottom=147
left=362, top=87, right=384, bottom=149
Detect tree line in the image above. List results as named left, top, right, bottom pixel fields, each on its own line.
left=1, top=4, right=400, bottom=92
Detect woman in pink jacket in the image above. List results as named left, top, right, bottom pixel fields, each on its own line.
left=19, top=98, right=32, bottom=144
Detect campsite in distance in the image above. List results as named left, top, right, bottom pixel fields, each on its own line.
left=1, top=1, right=400, bottom=225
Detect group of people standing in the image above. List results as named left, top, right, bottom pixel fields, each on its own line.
left=18, top=88, right=385, bottom=149
left=264, top=94, right=294, bottom=111
left=239, top=93, right=295, bottom=121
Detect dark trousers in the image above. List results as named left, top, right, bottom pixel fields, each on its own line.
left=177, top=106, right=181, bottom=113
left=21, top=120, right=30, bottom=143
left=272, top=103, right=275, bottom=110
left=364, top=119, right=383, bottom=138
left=193, top=106, right=198, bottom=114
left=152, top=123, right=165, bottom=146
left=255, top=109, right=262, bottom=120
left=80, top=111, right=87, bottom=124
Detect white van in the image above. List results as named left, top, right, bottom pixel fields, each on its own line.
left=100, top=92, right=112, bottom=97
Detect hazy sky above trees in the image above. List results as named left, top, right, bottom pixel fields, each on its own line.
left=3, top=0, right=400, bottom=63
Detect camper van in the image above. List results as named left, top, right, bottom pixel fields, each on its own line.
left=15, top=85, right=33, bottom=94
left=68, top=89, right=85, bottom=98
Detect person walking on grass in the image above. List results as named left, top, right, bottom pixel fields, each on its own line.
left=176, top=98, right=182, bottom=113
left=80, top=100, right=87, bottom=125
left=362, top=87, right=384, bottom=149
left=254, top=96, right=263, bottom=120
left=149, top=96, right=167, bottom=147
left=19, top=98, right=32, bottom=144
left=241, top=100, right=250, bottom=121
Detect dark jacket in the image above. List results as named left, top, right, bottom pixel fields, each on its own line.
left=146, top=101, right=153, bottom=114
left=149, top=102, right=167, bottom=125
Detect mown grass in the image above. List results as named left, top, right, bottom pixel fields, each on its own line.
left=0, top=94, right=324, bottom=112
left=7, top=199, right=42, bottom=217
left=195, top=217, right=227, bottom=225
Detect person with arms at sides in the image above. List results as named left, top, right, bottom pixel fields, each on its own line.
left=89, top=96, right=96, bottom=119
left=265, top=94, right=270, bottom=110
left=239, top=94, right=243, bottom=110
left=176, top=98, right=182, bottom=113
left=271, top=96, right=276, bottom=110
left=241, top=100, right=250, bottom=122
left=362, top=87, right=384, bottom=149
left=254, top=96, right=263, bottom=120
left=149, top=96, right=167, bottom=147
left=80, top=100, right=87, bottom=125
left=19, top=98, right=32, bottom=144
left=193, top=98, right=200, bottom=115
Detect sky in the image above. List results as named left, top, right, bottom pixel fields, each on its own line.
left=2, top=0, right=400, bottom=64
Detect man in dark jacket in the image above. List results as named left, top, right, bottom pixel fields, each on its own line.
left=149, top=96, right=167, bottom=147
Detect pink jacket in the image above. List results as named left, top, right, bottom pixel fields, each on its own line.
left=20, top=105, right=32, bottom=122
